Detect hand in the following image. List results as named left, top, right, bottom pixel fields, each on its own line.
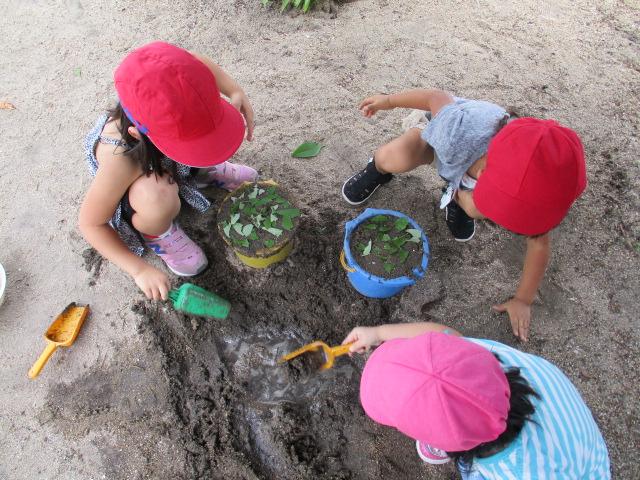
left=133, top=265, right=171, bottom=300
left=359, top=94, right=393, bottom=118
left=493, top=298, right=531, bottom=342
left=229, top=90, right=255, bottom=141
left=342, top=326, right=381, bottom=354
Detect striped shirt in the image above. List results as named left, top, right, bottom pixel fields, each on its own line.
left=463, top=339, right=610, bottom=480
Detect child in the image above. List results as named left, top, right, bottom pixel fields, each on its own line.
left=79, top=42, right=258, bottom=301
left=341, top=90, right=587, bottom=342
left=342, top=323, right=611, bottom=479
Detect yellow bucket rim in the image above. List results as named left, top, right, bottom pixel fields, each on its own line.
left=235, top=239, right=293, bottom=268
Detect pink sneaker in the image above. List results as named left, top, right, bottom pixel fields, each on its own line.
left=144, top=223, right=208, bottom=276
left=195, top=161, right=258, bottom=191
left=416, top=441, right=451, bottom=465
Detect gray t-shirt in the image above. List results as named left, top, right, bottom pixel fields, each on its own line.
left=421, top=97, right=508, bottom=190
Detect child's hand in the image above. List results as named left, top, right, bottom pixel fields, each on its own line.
left=359, top=95, right=393, bottom=118
left=229, top=91, right=255, bottom=141
left=493, top=298, right=531, bottom=342
left=342, top=326, right=381, bottom=354
left=133, top=265, right=171, bottom=301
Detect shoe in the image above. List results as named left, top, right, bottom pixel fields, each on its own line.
left=195, top=161, right=258, bottom=191
left=445, top=200, right=475, bottom=242
left=144, top=223, right=208, bottom=276
left=342, top=158, right=393, bottom=205
left=416, top=441, right=451, bottom=465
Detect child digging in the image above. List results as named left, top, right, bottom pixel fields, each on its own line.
left=79, top=42, right=258, bottom=300
left=342, top=90, right=586, bottom=342
left=342, top=323, right=611, bottom=479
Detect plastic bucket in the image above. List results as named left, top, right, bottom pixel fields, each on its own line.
left=341, top=208, right=430, bottom=298
left=218, top=180, right=296, bottom=269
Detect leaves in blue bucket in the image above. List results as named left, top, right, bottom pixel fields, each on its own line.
left=291, top=141, right=323, bottom=158
left=364, top=223, right=377, bottom=230
left=370, top=215, right=387, bottom=223
left=383, top=262, right=396, bottom=273
left=362, top=240, right=372, bottom=256
left=394, top=217, right=409, bottom=231
left=406, top=229, right=421, bottom=243
left=398, top=250, right=410, bottom=263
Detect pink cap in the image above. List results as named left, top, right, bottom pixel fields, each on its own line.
left=360, top=332, right=510, bottom=451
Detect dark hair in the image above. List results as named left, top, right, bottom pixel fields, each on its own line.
left=107, top=102, right=176, bottom=178
left=446, top=354, right=540, bottom=471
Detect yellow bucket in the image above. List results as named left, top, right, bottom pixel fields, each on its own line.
left=218, top=180, right=296, bottom=269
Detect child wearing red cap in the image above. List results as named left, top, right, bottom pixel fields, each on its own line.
left=79, top=42, right=258, bottom=300
left=342, top=89, right=587, bottom=342
left=342, top=323, right=610, bottom=479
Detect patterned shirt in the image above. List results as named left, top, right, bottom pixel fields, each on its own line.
left=462, top=339, right=611, bottom=480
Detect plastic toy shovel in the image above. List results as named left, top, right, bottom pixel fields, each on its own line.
left=278, top=341, right=353, bottom=371
left=169, top=283, right=230, bottom=319
left=28, top=303, right=90, bottom=379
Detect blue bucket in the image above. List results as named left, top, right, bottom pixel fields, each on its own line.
left=341, top=208, right=430, bottom=299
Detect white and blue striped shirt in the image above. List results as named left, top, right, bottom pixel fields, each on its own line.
left=463, top=339, right=610, bottom=480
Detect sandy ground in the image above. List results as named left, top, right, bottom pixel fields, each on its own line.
left=1, top=0, right=639, bottom=478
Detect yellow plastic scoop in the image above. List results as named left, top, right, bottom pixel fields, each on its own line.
left=278, top=341, right=353, bottom=371
left=28, top=303, right=90, bottom=379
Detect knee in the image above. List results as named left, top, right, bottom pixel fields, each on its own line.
left=129, top=173, right=180, bottom=213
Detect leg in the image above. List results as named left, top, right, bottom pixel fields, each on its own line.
left=374, top=128, right=434, bottom=174
left=128, top=173, right=181, bottom=236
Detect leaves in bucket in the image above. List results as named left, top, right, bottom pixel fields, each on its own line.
left=220, top=183, right=300, bottom=250
left=291, top=141, right=323, bottom=158
left=354, top=214, right=423, bottom=274
left=362, top=240, right=372, bottom=256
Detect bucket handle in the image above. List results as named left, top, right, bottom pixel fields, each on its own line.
left=339, top=250, right=356, bottom=273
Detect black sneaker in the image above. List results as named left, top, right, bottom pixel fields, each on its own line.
left=342, top=159, right=393, bottom=205
left=445, top=200, right=476, bottom=242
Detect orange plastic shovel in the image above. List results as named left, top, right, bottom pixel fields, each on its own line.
left=277, top=341, right=353, bottom=371
left=28, top=303, right=90, bottom=379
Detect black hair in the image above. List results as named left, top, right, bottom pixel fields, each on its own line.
left=107, top=102, right=176, bottom=179
left=446, top=354, right=540, bottom=470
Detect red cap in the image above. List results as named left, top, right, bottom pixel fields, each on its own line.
left=474, top=118, right=587, bottom=235
left=114, top=41, right=245, bottom=167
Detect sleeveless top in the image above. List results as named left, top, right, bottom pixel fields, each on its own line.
left=83, top=114, right=211, bottom=256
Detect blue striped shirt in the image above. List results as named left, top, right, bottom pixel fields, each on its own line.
left=463, top=339, right=610, bottom=480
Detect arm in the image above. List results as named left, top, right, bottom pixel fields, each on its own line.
left=359, top=89, right=455, bottom=118
left=493, top=233, right=551, bottom=342
left=342, top=321, right=462, bottom=354
left=78, top=147, right=170, bottom=300
left=190, top=52, right=254, bottom=141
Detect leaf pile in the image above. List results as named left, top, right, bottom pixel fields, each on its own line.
left=262, top=0, right=316, bottom=13
left=352, top=214, right=422, bottom=275
left=220, top=184, right=300, bottom=251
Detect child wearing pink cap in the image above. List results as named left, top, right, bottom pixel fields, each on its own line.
left=79, top=42, right=258, bottom=300
left=342, top=90, right=587, bottom=342
left=342, top=323, right=610, bottom=478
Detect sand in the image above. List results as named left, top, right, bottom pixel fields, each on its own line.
left=0, top=0, right=639, bottom=478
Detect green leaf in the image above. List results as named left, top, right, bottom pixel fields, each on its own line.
left=381, top=234, right=391, bottom=242
left=264, top=239, right=275, bottom=248
left=281, top=215, right=294, bottom=230
left=230, top=213, right=240, bottom=225
left=265, top=227, right=283, bottom=237
left=364, top=223, right=378, bottom=230
left=263, top=218, right=273, bottom=229
left=384, top=262, right=396, bottom=273
left=394, top=217, right=409, bottom=231
left=241, top=224, right=254, bottom=236
left=302, top=0, right=312, bottom=12
left=239, top=238, right=250, bottom=248
left=406, top=229, right=422, bottom=243
left=248, top=186, right=259, bottom=199
left=275, top=208, right=300, bottom=218
left=248, top=230, right=258, bottom=241
left=372, top=246, right=382, bottom=255
left=370, top=215, right=387, bottom=223
left=392, top=236, right=407, bottom=248
left=291, top=141, right=323, bottom=158
left=398, top=250, right=410, bottom=263
left=362, top=240, right=372, bottom=256
left=233, top=223, right=244, bottom=236
left=223, top=223, right=231, bottom=237
left=239, top=202, right=245, bottom=210
left=378, top=224, right=392, bottom=233
left=281, top=0, right=291, bottom=10
left=355, top=242, right=366, bottom=253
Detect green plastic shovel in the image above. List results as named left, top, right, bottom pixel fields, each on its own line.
left=169, top=283, right=230, bottom=319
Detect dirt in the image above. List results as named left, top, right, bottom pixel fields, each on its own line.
left=1, top=0, right=639, bottom=479
left=350, top=214, right=424, bottom=279
left=285, top=349, right=328, bottom=380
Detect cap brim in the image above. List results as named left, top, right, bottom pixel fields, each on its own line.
left=149, top=99, right=245, bottom=168
left=474, top=176, right=568, bottom=236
